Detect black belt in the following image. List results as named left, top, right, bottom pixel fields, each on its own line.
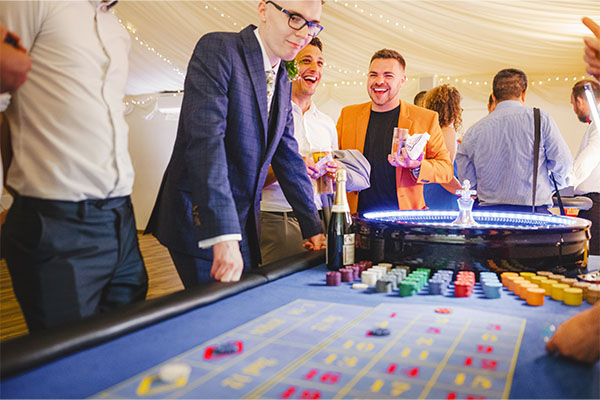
left=13, top=195, right=129, bottom=218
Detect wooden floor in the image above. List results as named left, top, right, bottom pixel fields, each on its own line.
left=0, top=234, right=183, bottom=342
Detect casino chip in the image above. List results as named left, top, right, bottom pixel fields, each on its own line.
left=214, top=342, right=239, bottom=355
left=159, top=363, right=191, bottom=383
left=435, top=308, right=452, bottom=314
left=541, top=324, right=556, bottom=343
left=369, top=328, right=390, bottom=337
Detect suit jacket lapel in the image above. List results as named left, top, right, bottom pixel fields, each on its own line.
left=397, top=100, right=413, bottom=132
left=240, top=25, right=268, bottom=138
left=267, top=63, right=290, bottom=145
left=355, top=102, right=371, bottom=152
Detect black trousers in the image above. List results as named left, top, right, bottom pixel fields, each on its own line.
left=1, top=195, right=148, bottom=332
left=579, top=192, right=600, bottom=255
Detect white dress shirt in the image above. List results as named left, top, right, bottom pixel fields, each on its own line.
left=197, top=28, right=280, bottom=249
left=261, top=101, right=339, bottom=212
left=569, top=121, right=600, bottom=194
left=0, top=1, right=134, bottom=201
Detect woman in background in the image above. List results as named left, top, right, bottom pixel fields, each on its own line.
left=422, top=85, right=463, bottom=210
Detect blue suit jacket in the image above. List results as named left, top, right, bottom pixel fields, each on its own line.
left=146, top=25, right=323, bottom=268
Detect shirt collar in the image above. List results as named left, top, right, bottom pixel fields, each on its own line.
left=292, top=100, right=317, bottom=115
left=495, top=100, right=523, bottom=110
left=254, top=28, right=281, bottom=73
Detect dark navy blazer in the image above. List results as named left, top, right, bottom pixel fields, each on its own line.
left=146, top=25, right=322, bottom=268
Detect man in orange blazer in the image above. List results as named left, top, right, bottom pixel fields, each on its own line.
left=336, top=49, right=452, bottom=214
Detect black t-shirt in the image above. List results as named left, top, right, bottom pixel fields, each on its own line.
left=357, top=105, right=401, bottom=215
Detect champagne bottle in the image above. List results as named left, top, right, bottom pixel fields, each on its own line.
left=326, top=169, right=355, bottom=270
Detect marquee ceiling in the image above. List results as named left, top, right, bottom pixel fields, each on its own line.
left=115, top=0, right=599, bottom=95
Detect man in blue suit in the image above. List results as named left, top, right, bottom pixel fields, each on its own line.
left=146, top=0, right=326, bottom=285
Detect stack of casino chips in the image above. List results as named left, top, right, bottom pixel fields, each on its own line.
left=338, top=265, right=359, bottom=282
left=585, top=284, right=600, bottom=304
left=454, top=271, right=475, bottom=297
left=399, top=268, right=430, bottom=297
left=326, top=271, right=341, bottom=286
left=428, top=270, right=453, bottom=295
left=335, top=263, right=409, bottom=291
left=356, top=261, right=373, bottom=277
left=501, top=270, right=589, bottom=306
left=479, top=272, right=502, bottom=299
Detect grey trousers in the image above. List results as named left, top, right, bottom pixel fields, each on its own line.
left=259, top=211, right=306, bottom=266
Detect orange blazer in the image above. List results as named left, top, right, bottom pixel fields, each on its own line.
left=336, top=100, right=453, bottom=213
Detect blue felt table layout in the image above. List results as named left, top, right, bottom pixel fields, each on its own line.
left=95, top=300, right=526, bottom=399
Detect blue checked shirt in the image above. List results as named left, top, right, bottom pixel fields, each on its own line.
left=456, top=100, right=572, bottom=207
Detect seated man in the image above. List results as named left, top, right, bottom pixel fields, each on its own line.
left=336, top=48, right=452, bottom=214
left=456, top=68, right=572, bottom=213
left=260, top=37, right=369, bottom=265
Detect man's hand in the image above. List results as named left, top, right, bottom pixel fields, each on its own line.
left=546, top=303, right=600, bottom=363
left=388, top=148, right=424, bottom=169
left=583, top=17, right=600, bottom=80
left=211, top=240, right=243, bottom=282
left=304, top=157, right=320, bottom=179
left=303, top=233, right=326, bottom=251
left=309, top=158, right=339, bottom=179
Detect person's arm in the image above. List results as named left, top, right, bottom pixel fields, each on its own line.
left=455, top=130, right=477, bottom=189
left=440, top=177, right=462, bottom=196
left=263, top=166, right=277, bottom=187
left=333, top=150, right=370, bottom=192
left=583, top=17, right=600, bottom=80
left=441, top=125, right=458, bottom=162
left=1, top=113, right=12, bottom=181
left=569, top=123, right=600, bottom=188
left=410, top=112, right=453, bottom=184
left=182, top=34, right=244, bottom=282
left=0, top=26, right=31, bottom=94
left=546, top=302, right=600, bottom=363
left=542, top=112, right=573, bottom=188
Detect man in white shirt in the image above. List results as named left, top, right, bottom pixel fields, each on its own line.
left=260, top=37, right=338, bottom=265
left=568, top=79, right=600, bottom=255
left=0, top=1, right=148, bottom=332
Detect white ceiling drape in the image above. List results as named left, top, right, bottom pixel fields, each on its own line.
left=116, top=0, right=599, bottom=98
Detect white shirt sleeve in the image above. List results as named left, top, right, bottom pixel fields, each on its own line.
left=568, top=123, right=600, bottom=189
left=198, top=234, right=242, bottom=249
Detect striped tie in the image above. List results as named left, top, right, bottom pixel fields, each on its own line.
left=266, top=69, right=276, bottom=113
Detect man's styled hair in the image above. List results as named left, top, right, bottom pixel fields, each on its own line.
left=492, top=68, right=527, bottom=101
left=572, top=79, right=600, bottom=101
left=308, top=36, right=322, bottom=51
left=488, top=93, right=494, bottom=107
left=370, top=49, right=406, bottom=70
left=413, top=90, right=427, bottom=106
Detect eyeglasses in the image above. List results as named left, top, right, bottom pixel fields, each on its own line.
left=265, top=1, right=324, bottom=37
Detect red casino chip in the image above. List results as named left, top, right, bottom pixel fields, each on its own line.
left=203, top=341, right=243, bottom=360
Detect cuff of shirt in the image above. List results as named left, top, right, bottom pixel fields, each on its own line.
left=410, top=167, right=421, bottom=180
left=0, top=93, right=11, bottom=112
left=198, top=234, right=242, bottom=249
